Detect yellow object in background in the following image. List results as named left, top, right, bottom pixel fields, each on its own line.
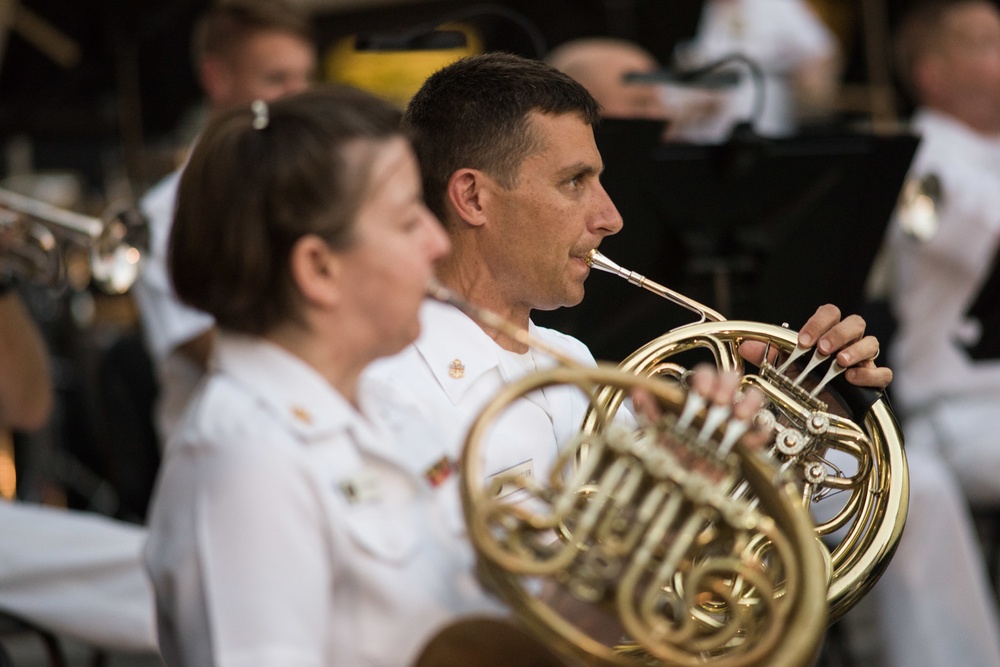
left=325, top=23, right=482, bottom=109
left=0, top=429, right=15, bottom=499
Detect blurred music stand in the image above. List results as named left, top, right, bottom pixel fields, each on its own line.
left=533, top=120, right=919, bottom=363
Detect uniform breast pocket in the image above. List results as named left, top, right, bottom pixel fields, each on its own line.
left=341, top=500, right=420, bottom=565
left=434, top=475, right=468, bottom=538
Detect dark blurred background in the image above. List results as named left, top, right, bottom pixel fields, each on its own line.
left=0, top=0, right=943, bottom=518
left=0, top=0, right=941, bottom=192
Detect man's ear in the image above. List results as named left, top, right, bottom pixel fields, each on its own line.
left=289, top=234, right=341, bottom=308
left=199, top=56, right=233, bottom=107
left=446, top=168, right=494, bottom=228
left=913, top=56, right=945, bottom=106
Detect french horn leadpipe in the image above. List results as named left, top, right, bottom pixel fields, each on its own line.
left=586, top=249, right=725, bottom=323
left=0, top=186, right=147, bottom=293
left=423, top=277, right=829, bottom=666
left=583, top=249, right=908, bottom=623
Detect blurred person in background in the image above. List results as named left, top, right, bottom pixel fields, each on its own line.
left=870, top=2, right=1000, bottom=666
left=134, top=0, right=316, bottom=445
left=0, top=273, right=155, bottom=652
left=674, top=0, right=840, bottom=141
left=545, top=37, right=722, bottom=140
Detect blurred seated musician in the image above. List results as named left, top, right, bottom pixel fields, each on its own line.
left=868, top=3, right=1000, bottom=665
left=545, top=37, right=722, bottom=140
left=134, top=0, right=316, bottom=445
left=0, top=265, right=156, bottom=651
left=143, top=85, right=508, bottom=667
left=675, top=0, right=841, bottom=141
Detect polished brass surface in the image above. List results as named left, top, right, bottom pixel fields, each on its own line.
left=0, top=187, right=146, bottom=293
left=461, top=365, right=828, bottom=666
left=585, top=250, right=908, bottom=622
left=429, top=280, right=830, bottom=665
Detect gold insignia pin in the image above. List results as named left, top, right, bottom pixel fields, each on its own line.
left=291, top=406, right=313, bottom=424
left=448, top=358, right=465, bottom=379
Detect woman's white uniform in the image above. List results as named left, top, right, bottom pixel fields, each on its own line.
left=145, top=332, right=503, bottom=667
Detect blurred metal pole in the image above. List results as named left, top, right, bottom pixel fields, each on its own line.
left=860, top=0, right=898, bottom=125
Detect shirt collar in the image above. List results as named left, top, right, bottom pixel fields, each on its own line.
left=213, top=332, right=451, bottom=481
left=914, top=108, right=1000, bottom=156
left=212, top=331, right=364, bottom=442
left=410, top=299, right=503, bottom=404
left=410, top=299, right=562, bottom=400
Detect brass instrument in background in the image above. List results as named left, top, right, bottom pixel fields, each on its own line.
left=585, top=250, right=908, bottom=622
left=0, top=187, right=147, bottom=294
left=428, top=280, right=830, bottom=666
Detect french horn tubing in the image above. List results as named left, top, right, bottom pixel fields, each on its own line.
left=427, top=279, right=829, bottom=666
left=584, top=250, right=908, bottom=622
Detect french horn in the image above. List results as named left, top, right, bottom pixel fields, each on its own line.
left=428, top=280, right=830, bottom=666
left=584, top=250, right=908, bottom=622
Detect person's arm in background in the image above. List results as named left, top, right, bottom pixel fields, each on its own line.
left=0, top=288, right=52, bottom=430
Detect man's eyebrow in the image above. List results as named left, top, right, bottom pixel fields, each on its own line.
left=556, top=161, right=603, bottom=179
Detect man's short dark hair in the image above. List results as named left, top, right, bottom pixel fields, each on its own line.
left=402, top=52, right=601, bottom=223
left=192, top=0, right=313, bottom=65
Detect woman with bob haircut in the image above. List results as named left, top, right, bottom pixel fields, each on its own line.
left=144, top=84, right=503, bottom=667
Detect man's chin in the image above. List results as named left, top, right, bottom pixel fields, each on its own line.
left=533, top=289, right=585, bottom=312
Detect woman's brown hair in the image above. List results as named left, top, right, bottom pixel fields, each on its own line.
left=169, top=84, right=402, bottom=334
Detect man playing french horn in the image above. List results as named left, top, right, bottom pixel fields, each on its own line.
left=366, top=52, right=894, bottom=663
left=367, top=52, right=889, bottom=476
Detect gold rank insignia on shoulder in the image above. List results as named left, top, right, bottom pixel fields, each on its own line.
left=291, top=405, right=312, bottom=424
left=448, top=358, right=465, bottom=379
left=425, top=456, right=455, bottom=487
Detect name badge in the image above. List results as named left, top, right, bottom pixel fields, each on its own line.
left=489, top=459, right=535, bottom=499
left=340, top=468, right=382, bottom=504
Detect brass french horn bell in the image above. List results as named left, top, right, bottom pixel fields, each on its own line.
left=584, top=250, right=908, bottom=622
left=428, top=279, right=829, bottom=666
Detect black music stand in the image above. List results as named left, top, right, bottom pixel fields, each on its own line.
left=532, top=120, right=919, bottom=363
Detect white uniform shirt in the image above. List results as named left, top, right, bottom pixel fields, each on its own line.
left=145, top=332, right=501, bottom=667
left=676, top=0, right=836, bottom=140
left=365, top=299, right=601, bottom=486
left=132, top=169, right=214, bottom=442
left=888, top=108, right=1000, bottom=414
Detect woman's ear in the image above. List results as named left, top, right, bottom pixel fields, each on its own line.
left=446, top=168, right=493, bottom=228
left=289, top=234, right=341, bottom=308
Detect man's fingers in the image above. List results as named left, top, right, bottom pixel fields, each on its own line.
left=845, top=365, right=893, bottom=390
left=815, top=314, right=867, bottom=355
left=797, top=303, right=842, bottom=347
left=834, top=334, right=880, bottom=367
